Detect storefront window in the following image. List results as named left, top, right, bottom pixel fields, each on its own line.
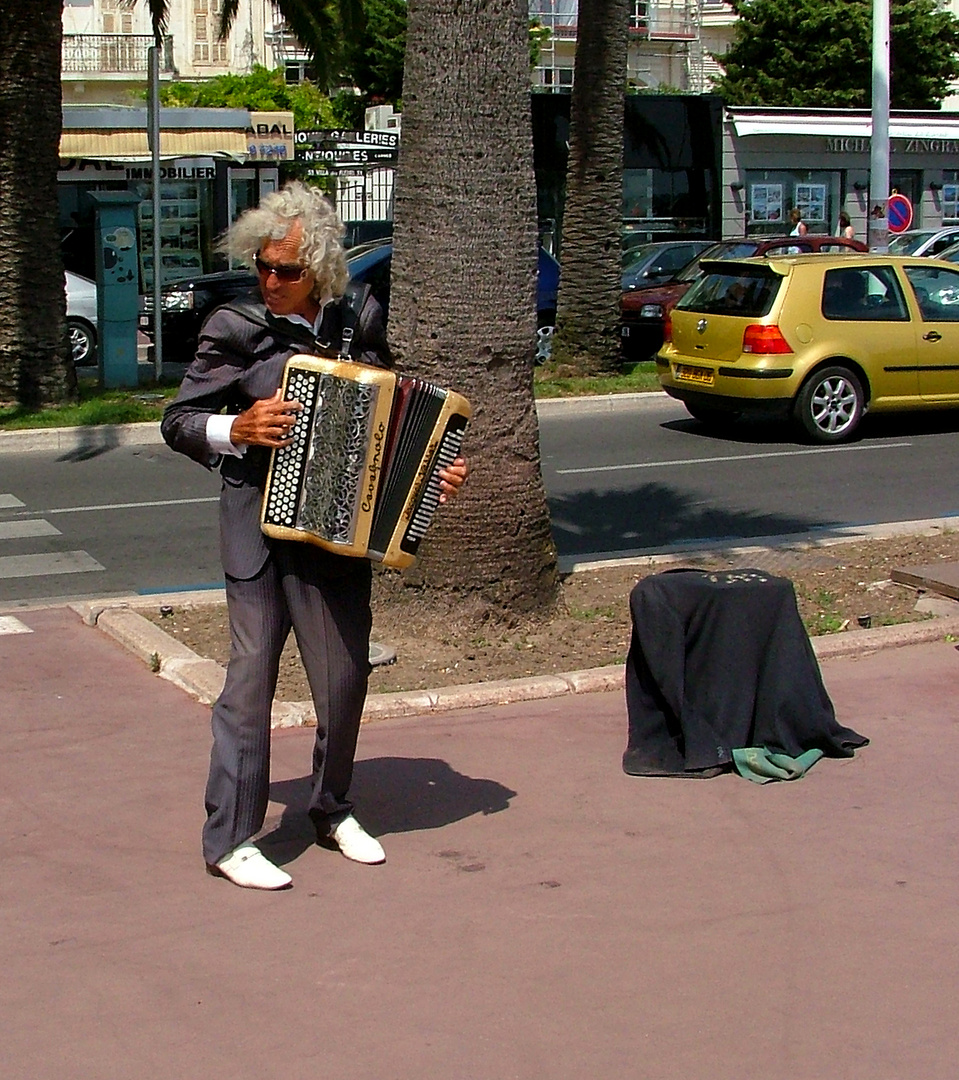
left=744, top=169, right=842, bottom=236
left=942, top=170, right=959, bottom=223
left=623, top=168, right=709, bottom=234
left=134, top=178, right=214, bottom=288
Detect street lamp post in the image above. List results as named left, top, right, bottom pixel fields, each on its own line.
left=147, top=44, right=163, bottom=378
left=868, top=0, right=890, bottom=252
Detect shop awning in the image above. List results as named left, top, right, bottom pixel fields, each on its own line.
left=728, top=107, right=959, bottom=140
left=60, top=104, right=251, bottom=162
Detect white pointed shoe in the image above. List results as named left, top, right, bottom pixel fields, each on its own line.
left=329, top=815, right=386, bottom=865
left=207, top=842, right=293, bottom=890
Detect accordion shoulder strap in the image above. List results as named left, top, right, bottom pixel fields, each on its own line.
left=217, top=282, right=372, bottom=360
left=338, top=281, right=370, bottom=360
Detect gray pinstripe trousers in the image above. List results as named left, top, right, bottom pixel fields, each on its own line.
left=202, top=541, right=373, bottom=865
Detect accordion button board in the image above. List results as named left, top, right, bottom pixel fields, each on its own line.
left=261, top=354, right=471, bottom=570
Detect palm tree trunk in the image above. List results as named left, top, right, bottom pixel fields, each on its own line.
left=0, top=0, right=75, bottom=406
left=388, top=0, right=560, bottom=616
left=551, top=0, right=629, bottom=375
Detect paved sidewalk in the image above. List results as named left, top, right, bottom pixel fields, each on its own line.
left=2, top=603, right=958, bottom=1079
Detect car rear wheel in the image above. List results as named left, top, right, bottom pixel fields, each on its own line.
left=67, top=319, right=96, bottom=366
left=794, top=365, right=864, bottom=443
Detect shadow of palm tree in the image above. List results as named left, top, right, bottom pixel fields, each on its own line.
left=549, top=481, right=835, bottom=559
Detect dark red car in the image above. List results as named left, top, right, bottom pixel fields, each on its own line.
left=620, top=234, right=869, bottom=360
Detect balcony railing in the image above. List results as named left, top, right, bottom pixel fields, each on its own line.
left=631, top=1, right=697, bottom=40
left=529, top=1, right=698, bottom=43
left=62, top=34, right=174, bottom=76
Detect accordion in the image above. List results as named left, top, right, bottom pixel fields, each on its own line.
left=261, top=354, right=471, bottom=570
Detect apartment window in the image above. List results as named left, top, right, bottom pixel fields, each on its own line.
left=285, top=60, right=316, bottom=84
left=538, top=66, right=574, bottom=91
left=194, top=0, right=228, bottom=65
left=102, top=0, right=133, bottom=34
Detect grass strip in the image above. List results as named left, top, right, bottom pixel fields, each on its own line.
left=2, top=362, right=661, bottom=430
left=0, top=380, right=180, bottom=430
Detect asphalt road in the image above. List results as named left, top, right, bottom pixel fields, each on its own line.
left=2, top=393, right=959, bottom=605
left=540, top=394, right=959, bottom=561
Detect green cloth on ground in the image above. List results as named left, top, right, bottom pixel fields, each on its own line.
left=732, top=746, right=824, bottom=784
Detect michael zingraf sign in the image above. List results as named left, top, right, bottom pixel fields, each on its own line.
left=825, top=136, right=959, bottom=155
left=295, top=128, right=399, bottom=168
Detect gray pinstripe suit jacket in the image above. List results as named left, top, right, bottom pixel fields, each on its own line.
left=161, top=289, right=392, bottom=580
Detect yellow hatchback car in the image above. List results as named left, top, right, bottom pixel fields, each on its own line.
left=656, top=253, right=959, bottom=441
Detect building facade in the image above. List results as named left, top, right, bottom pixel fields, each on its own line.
left=60, top=1, right=302, bottom=285
left=61, top=0, right=307, bottom=106
left=529, top=0, right=737, bottom=94
left=722, top=109, right=959, bottom=241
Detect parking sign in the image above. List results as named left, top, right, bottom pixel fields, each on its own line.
left=887, top=193, right=914, bottom=234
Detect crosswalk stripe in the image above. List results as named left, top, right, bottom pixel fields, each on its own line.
left=0, top=494, right=26, bottom=509
left=0, top=615, right=32, bottom=635
left=0, top=551, right=105, bottom=579
left=0, top=520, right=61, bottom=540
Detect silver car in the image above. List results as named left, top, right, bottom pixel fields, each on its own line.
left=65, top=271, right=98, bottom=366
left=887, top=226, right=959, bottom=258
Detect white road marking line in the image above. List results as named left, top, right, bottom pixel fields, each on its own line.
left=0, top=520, right=61, bottom=540
left=0, top=551, right=105, bottom=579
left=37, top=496, right=218, bottom=516
left=0, top=494, right=26, bottom=508
left=0, top=615, right=32, bottom=635
left=555, top=440, right=913, bottom=475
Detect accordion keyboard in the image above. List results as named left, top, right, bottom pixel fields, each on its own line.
left=403, top=418, right=468, bottom=548
left=262, top=366, right=318, bottom=528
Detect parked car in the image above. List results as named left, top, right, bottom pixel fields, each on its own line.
left=621, top=240, right=713, bottom=290
left=657, top=253, right=959, bottom=443
left=65, top=270, right=98, bottom=366
left=929, top=238, right=959, bottom=265
left=141, top=240, right=561, bottom=362
left=620, top=234, right=868, bottom=360
left=887, top=226, right=959, bottom=258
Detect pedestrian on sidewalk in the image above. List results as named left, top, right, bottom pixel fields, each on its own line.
left=789, top=207, right=808, bottom=237
left=161, top=181, right=468, bottom=890
left=837, top=210, right=855, bottom=240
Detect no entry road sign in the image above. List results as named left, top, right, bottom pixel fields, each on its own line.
left=887, top=193, right=914, bottom=234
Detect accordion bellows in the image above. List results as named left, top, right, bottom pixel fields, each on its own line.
left=261, top=354, right=471, bottom=569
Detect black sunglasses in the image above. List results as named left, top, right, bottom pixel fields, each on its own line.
left=254, top=254, right=307, bottom=283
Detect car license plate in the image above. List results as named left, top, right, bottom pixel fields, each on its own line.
left=675, top=364, right=714, bottom=386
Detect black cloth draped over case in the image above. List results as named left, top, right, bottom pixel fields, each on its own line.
left=623, top=569, right=868, bottom=778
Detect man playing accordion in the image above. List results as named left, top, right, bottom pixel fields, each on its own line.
left=162, top=181, right=468, bottom=890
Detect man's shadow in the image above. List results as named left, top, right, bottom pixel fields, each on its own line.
left=258, top=757, right=517, bottom=866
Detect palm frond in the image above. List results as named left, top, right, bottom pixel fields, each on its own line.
left=122, top=0, right=169, bottom=43
left=216, top=0, right=242, bottom=40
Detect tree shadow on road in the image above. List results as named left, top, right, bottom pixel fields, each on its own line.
left=549, top=481, right=837, bottom=560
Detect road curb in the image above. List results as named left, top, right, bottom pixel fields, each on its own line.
left=0, top=422, right=163, bottom=455
left=69, top=596, right=959, bottom=728
left=533, top=391, right=666, bottom=417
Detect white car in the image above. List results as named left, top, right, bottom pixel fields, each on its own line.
left=887, top=226, right=959, bottom=258
left=65, top=270, right=98, bottom=366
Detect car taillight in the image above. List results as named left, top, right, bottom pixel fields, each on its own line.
left=663, top=313, right=673, bottom=343
left=742, top=324, right=792, bottom=354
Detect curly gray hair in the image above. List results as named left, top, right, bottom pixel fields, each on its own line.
left=217, top=180, right=349, bottom=300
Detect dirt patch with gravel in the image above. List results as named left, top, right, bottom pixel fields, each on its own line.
left=140, top=530, right=959, bottom=702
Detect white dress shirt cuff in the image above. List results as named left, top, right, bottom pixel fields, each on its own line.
left=206, top=413, right=246, bottom=458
